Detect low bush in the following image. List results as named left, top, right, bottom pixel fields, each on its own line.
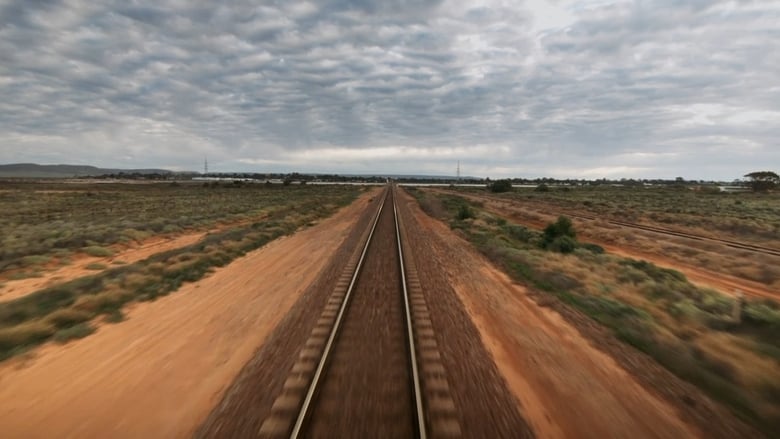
left=620, top=259, right=686, bottom=283
left=83, top=246, right=113, bottom=257
left=0, top=321, right=56, bottom=357
left=580, top=242, right=605, bottom=254
left=53, top=323, right=95, bottom=343
left=541, top=216, right=577, bottom=252
left=504, top=224, right=535, bottom=243
left=488, top=179, right=513, bottom=193
left=44, top=308, right=92, bottom=328
left=544, top=216, right=576, bottom=240
left=21, top=255, right=51, bottom=267
left=456, top=204, right=475, bottom=220
left=104, top=310, right=125, bottom=323
left=548, top=235, right=577, bottom=253
left=86, top=263, right=107, bottom=270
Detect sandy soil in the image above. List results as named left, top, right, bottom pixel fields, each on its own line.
left=443, top=190, right=778, bottom=300
left=399, top=189, right=700, bottom=439
left=602, top=244, right=777, bottom=301
left=0, top=233, right=207, bottom=303
left=0, top=190, right=377, bottom=439
left=0, top=213, right=277, bottom=304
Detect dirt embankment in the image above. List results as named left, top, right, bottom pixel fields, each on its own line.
left=0, top=190, right=378, bottom=439
left=399, top=189, right=705, bottom=439
left=443, top=190, right=778, bottom=301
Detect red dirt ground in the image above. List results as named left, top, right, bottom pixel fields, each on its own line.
left=399, top=188, right=757, bottom=439
left=0, top=190, right=378, bottom=439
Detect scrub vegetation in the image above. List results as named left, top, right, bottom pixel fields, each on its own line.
left=473, top=184, right=780, bottom=247
left=0, top=181, right=361, bottom=359
left=410, top=188, right=780, bottom=435
left=452, top=185, right=780, bottom=290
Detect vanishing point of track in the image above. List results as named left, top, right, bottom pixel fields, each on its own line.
left=259, top=184, right=460, bottom=438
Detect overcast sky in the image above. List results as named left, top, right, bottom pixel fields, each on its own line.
left=1, top=0, right=778, bottom=179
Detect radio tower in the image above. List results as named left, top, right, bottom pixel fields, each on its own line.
left=204, top=156, right=208, bottom=175
left=456, top=160, right=461, bottom=185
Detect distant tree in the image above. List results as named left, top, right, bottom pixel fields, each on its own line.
left=744, top=171, right=779, bottom=192
left=488, top=179, right=512, bottom=193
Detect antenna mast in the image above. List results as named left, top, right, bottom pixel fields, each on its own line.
left=204, top=156, right=208, bottom=175
left=456, top=160, right=461, bottom=184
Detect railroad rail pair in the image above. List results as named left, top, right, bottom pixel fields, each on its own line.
left=259, top=184, right=459, bottom=438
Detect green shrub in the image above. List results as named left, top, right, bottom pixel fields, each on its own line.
left=488, top=179, right=513, bottom=193
left=83, top=246, right=114, bottom=257
left=619, top=259, right=686, bottom=283
left=104, top=310, right=125, bottom=323
left=743, top=302, right=780, bottom=327
left=53, top=323, right=95, bottom=343
left=86, top=263, right=107, bottom=270
left=548, top=235, right=577, bottom=253
left=21, top=255, right=51, bottom=267
left=504, top=224, right=535, bottom=243
left=536, top=271, right=583, bottom=291
left=456, top=204, right=475, bottom=220
left=543, top=216, right=576, bottom=240
left=535, top=184, right=549, bottom=192
left=580, top=243, right=604, bottom=254
left=541, top=216, right=577, bottom=252
left=0, top=321, right=56, bottom=354
left=44, top=308, right=93, bottom=328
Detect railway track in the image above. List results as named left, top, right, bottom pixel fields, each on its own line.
left=565, top=212, right=780, bottom=258
left=442, top=190, right=780, bottom=258
left=259, top=185, right=460, bottom=438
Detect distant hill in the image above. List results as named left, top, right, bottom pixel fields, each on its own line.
left=0, top=163, right=173, bottom=178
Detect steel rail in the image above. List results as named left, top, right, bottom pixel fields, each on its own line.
left=393, top=185, right=428, bottom=439
left=564, top=213, right=780, bottom=257
left=442, top=189, right=780, bottom=258
left=289, top=187, right=388, bottom=439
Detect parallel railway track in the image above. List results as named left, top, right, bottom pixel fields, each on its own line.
left=566, top=212, right=780, bottom=258
left=442, top=190, right=780, bottom=258
left=259, top=184, right=459, bottom=438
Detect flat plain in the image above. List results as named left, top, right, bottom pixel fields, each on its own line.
left=0, top=180, right=777, bottom=438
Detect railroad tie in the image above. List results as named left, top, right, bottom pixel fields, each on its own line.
left=259, top=252, right=364, bottom=438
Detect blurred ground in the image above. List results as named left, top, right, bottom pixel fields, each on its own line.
left=0, top=190, right=377, bottom=439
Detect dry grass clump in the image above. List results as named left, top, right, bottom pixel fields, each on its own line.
left=53, top=323, right=95, bottom=343
left=0, top=321, right=56, bottom=354
left=82, top=246, right=113, bottom=257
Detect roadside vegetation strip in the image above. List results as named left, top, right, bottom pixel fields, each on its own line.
left=443, top=188, right=780, bottom=291
left=0, top=188, right=362, bottom=361
left=0, top=182, right=353, bottom=278
left=453, top=184, right=780, bottom=248
left=408, top=188, right=780, bottom=436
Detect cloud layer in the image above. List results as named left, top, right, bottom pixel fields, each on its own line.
left=1, top=0, right=778, bottom=178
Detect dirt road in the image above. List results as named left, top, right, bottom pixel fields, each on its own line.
left=0, top=190, right=378, bottom=439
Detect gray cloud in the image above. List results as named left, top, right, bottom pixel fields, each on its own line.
left=0, top=0, right=778, bottom=178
